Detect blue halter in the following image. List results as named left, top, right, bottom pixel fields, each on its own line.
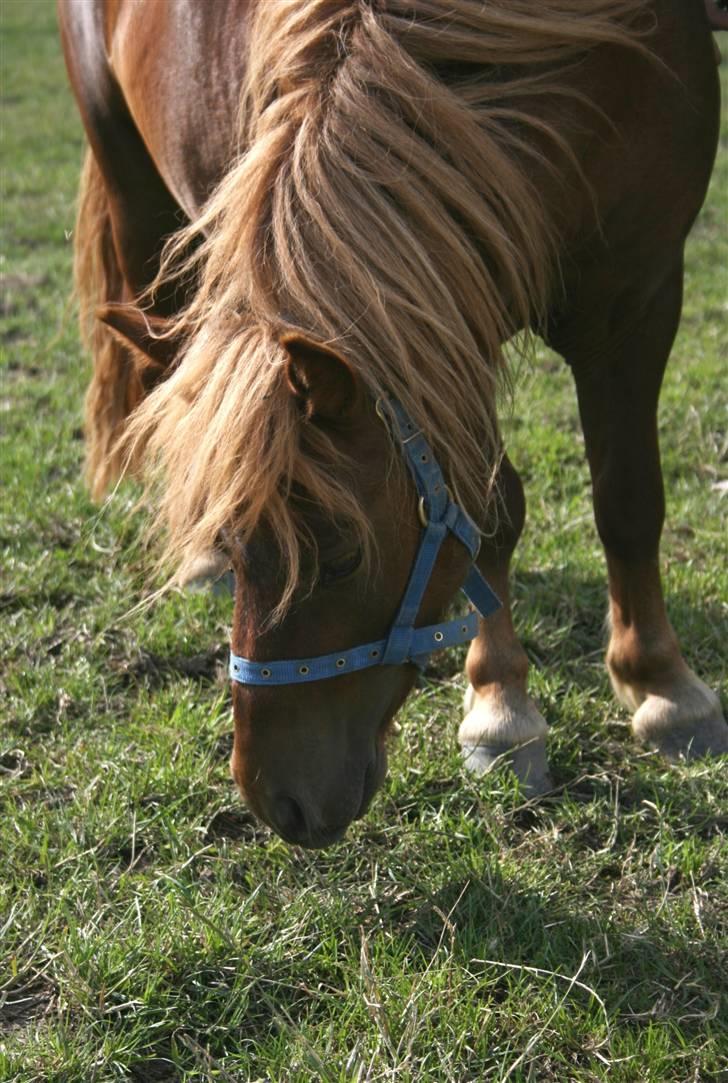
left=229, top=396, right=500, bottom=686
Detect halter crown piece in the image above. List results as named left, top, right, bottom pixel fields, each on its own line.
left=229, top=396, right=501, bottom=686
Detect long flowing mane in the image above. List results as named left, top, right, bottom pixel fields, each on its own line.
left=123, top=0, right=648, bottom=616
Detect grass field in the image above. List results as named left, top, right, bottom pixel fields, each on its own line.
left=1, top=2, right=726, bottom=1080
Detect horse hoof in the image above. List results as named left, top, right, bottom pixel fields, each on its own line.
left=212, top=570, right=235, bottom=597
left=461, top=738, right=553, bottom=796
left=179, top=549, right=233, bottom=593
left=459, top=684, right=552, bottom=794
left=631, top=676, right=728, bottom=762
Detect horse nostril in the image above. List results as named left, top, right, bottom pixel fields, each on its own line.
left=272, top=794, right=309, bottom=843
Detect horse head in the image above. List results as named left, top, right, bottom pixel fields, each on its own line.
left=108, top=314, right=490, bottom=848
left=225, top=334, right=490, bottom=848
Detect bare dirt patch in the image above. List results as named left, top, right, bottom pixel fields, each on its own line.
left=112, top=645, right=228, bottom=689
left=0, top=978, right=56, bottom=1033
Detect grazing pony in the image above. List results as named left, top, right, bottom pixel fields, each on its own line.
left=59, top=0, right=727, bottom=848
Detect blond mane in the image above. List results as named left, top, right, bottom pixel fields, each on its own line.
left=123, top=0, right=648, bottom=617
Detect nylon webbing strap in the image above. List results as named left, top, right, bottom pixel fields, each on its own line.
left=229, top=396, right=500, bottom=686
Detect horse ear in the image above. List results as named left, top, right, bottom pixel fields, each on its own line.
left=281, top=333, right=360, bottom=422
left=96, top=303, right=180, bottom=372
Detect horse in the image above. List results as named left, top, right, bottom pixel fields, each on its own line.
left=59, top=0, right=728, bottom=848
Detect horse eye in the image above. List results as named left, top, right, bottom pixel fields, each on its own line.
left=319, top=548, right=362, bottom=588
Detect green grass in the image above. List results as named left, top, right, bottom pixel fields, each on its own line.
left=1, top=2, right=726, bottom=1080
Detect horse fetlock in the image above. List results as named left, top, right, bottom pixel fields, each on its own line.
left=628, top=670, right=728, bottom=761
left=606, top=625, right=683, bottom=708
left=459, top=684, right=552, bottom=795
left=609, top=645, right=728, bottom=759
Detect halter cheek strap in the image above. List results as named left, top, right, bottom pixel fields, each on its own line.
left=229, top=396, right=500, bottom=686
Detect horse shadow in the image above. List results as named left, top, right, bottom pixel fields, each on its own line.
left=122, top=852, right=723, bottom=1079
left=379, top=864, right=723, bottom=1038
left=425, top=564, right=727, bottom=697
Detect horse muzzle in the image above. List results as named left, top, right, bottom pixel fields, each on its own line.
left=233, top=735, right=387, bottom=849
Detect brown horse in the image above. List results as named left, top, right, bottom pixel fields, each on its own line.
left=59, top=0, right=727, bottom=848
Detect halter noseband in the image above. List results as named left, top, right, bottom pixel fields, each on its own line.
left=229, top=396, right=500, bottom=686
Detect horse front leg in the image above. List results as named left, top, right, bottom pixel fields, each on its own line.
left=459, top=454, right=553, bottom=794
left=564, top=261, right=728, bottom=762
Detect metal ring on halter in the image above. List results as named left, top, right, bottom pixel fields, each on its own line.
left=376, top=395, right=419, bottom=441
left=418, top=486, right=455, bottom=527
left=374, top=397, right=389, bottom=424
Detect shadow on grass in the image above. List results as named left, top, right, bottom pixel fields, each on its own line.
left=113, top=859, right=724, bottom=1081
left=407, top=869, right=724, bottom=1034
left=426, top=565, right=727, bottom=692
left=110, top=644, right=229, bottom=689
